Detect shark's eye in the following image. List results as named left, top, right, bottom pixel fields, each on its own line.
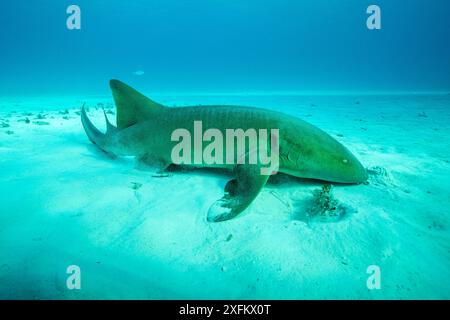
left=342, top=159, right=349, bottom=164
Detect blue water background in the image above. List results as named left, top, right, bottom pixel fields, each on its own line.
left=0, top=0, right=449, bottom=97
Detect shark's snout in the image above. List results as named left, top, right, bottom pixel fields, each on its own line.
left=355, top=161, right=368, bottom=183
left=343, top=157, right=368, bottom=184
left=328, top=149, right=368, bottom=184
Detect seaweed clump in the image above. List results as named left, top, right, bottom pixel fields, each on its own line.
left=307, top=184, right=345, bottom=222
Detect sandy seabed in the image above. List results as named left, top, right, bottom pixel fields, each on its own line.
left=0, top=94, right=449, bottom=299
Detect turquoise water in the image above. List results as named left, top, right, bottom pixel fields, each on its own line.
left=0, top=1, right=449, bottom=299
left=1, top=0, right=449, bottom=95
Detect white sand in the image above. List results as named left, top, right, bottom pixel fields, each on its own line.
left=0, top=94, right=449, bottom=299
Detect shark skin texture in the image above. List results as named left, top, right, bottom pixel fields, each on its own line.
left=81, top=79, right=368, bottom=222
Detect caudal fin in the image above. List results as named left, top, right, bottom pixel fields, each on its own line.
left=109, top=79, right=165, bottom=129
left=81, top=103, right=108, bottom=150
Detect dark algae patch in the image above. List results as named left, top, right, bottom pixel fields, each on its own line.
left=307, top=184, right=348, bottom=222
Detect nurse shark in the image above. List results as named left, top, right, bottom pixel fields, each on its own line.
left=81, top=80, right=367, bottom=222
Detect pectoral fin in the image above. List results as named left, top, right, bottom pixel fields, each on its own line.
left=207, top=164, right=270, bottom=222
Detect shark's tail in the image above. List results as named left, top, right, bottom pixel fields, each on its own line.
left=81, top=103, right=117, bottom=155
left=81, top=79, right=165, bottom=155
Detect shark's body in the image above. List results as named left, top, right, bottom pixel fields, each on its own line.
left=82, top=80, right=367, bottom=222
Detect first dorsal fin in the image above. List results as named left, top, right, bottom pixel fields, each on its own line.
left=110, top=79, right=165, bottom=129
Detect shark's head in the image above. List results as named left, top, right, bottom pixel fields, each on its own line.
left=280, top=127, right=368, bottom=184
